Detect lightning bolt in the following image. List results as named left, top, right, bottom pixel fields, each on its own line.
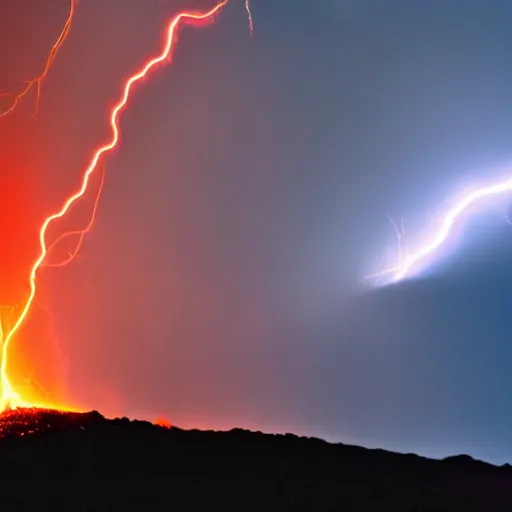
left=369, top=175, right=512, bottom=285
left=0, top=0, right=229, bottom=410
left=0, top=0, right=76, bottom=118
left=43, top=164, right=106, bottom=269
left=245, top=0, right=254, bottom=36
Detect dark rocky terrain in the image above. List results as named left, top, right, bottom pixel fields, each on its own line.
left=0, top=408, right=511, bottom=510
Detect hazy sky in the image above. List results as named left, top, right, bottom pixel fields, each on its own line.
left=2, top=0, right=512, bottom=465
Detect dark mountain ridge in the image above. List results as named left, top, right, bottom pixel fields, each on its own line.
left=0, top=408, right=510, bottom=510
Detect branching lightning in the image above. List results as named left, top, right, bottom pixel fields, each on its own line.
left=43, top=164, right=106, bottom=269
left=0, top=0, right=230, bottom=410
left=0, top=0, right=76, bottom=118
left=369, top=175, right=512, bottom=285
left=386, top=214, right=404, bottom=270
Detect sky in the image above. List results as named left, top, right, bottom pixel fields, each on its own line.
left=2, top=0, right=512, bottom=465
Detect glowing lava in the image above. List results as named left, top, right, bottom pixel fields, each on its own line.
left=0, top=1, right=229, bottom=411
left=155, top=418, right=172, bottom=429
left=0, top=0, right=76, bottom=118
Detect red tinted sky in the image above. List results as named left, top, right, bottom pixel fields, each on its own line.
left=6, top=0, right=512, bottom=469
left=0, top=0, right=260, bottom=414
left=0, top=103, right=70, bottom=408
left=0, top=117, right=44, bottom=305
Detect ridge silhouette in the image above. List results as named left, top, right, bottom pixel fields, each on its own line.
left=0, top=408, right=510, bottom=510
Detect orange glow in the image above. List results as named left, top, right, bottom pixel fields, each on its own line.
left=0, top=1, right=229, bottom=411
left=0, top=0, right=76, bottom=118
left=155, top=418, right=172, bottom=429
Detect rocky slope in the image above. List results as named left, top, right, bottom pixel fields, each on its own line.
left=0, top=408, right=510, bottom=510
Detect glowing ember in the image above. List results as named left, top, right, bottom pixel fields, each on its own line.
left=0, top=408, right=86, bottom=437
left=0, top=407, right=169, bottom=439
